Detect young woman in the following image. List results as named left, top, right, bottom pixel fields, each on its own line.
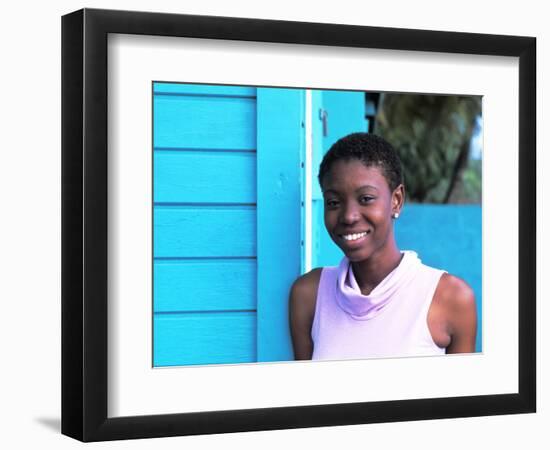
left=289, top=133, right=477, bottom=360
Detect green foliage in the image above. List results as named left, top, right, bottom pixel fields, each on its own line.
left=450, top=159, right=482, bottom=203
left=373, top=94, right=481, bottom=203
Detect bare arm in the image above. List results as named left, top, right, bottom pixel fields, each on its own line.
left=438, top=274, right=477, bottom=354
left=288, top=269, right=321, bottom=360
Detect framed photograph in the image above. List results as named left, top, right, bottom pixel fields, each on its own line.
left=61, top=8, right=536, bottom=442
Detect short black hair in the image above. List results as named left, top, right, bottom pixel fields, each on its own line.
left=318, top=132, right=403, bottom=192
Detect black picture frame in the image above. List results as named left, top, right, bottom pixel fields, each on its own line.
left=61, top=8, right=536, bottom=442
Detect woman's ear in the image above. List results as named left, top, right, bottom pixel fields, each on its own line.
left=392, top=184, right=405, bottom=217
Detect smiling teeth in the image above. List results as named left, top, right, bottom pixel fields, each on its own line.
left=342, top=232, right=368, bottom=241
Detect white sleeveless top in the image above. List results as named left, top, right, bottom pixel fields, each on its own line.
left=311, top=251, right=446, bottom=360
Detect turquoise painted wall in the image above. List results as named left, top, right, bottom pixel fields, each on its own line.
left=153, top=82, right=260, bottom=366
left=153, top=83, right=302, bottom=366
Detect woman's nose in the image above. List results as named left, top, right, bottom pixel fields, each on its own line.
left=340, top=202, right=360, bottom=224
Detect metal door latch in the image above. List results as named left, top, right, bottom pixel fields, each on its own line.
left=319, top=109, right=328, bottom=136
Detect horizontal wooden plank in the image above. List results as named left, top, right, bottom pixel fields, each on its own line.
left=154, top=312, right=256, bottom=366
left=154, top=150, right=256, bottom=204
left=154, top=94, right=256, bottom=150
left=154, top=259, right=257, bottom=312
left=153, top=82, right=256, bottom=97
left=154, top=206, right=256, bottom=257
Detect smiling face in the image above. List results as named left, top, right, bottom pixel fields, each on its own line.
left=322, top=159, right=404, bottom=263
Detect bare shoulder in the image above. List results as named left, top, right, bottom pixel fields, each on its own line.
left=289, top=268, right=323, bottom=316
left=432, top=273, right=477, bottom=353
left=434, top=273, right=476, bottom=312
left=288, top=268, right=323, bottom=360
left=290, top=268, right=323, bottom=300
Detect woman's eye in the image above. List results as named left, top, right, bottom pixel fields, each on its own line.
left=325, top=199, right=340, bottom=208
left=360, top=196, right=374, bottom=204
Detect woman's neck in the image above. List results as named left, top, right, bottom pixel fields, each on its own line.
left=350, top=243, right=403, bottom=295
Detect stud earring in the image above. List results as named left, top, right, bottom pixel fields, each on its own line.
left=393, top=212, right=399, bottom=219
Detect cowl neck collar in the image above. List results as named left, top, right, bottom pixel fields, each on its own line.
left=335, top=251, right=421, bottom=320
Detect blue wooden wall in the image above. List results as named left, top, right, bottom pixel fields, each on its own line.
left=153, top=83, right=301, bottom=366
left=153, top=83, right=259, bottom=366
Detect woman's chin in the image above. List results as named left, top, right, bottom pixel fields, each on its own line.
left=340, top=247, right=371, bottom=263
left=346, top=254, right=369, bottom=263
